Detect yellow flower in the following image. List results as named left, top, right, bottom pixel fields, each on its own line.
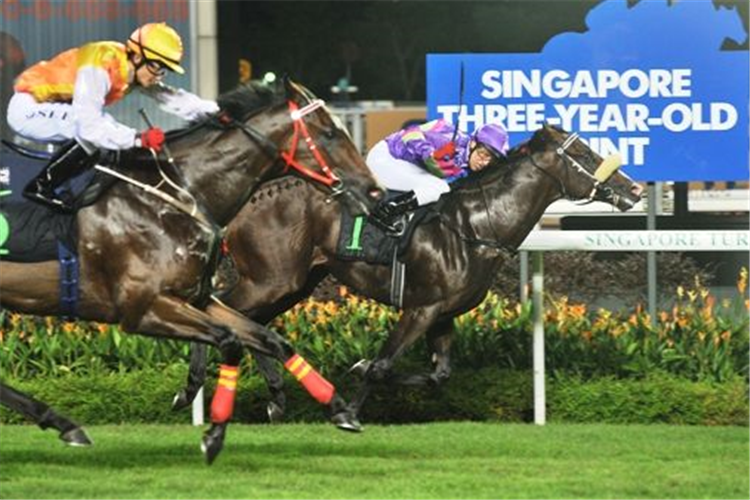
left=676, top=285, right=684, bottom=299
left=738, top=267, right=748, bottom=295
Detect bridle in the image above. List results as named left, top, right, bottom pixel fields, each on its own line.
left=527, top=131, right=619, bottom=205
left=281, top=99, right=344, bottom=197
left=230, top=98, right=348, bottom=199
left=527, top=132, right=601, bottom=202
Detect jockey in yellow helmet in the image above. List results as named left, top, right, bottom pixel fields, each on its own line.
left=7, top=22, right=218, bottom=212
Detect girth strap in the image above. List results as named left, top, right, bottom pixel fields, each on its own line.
left=58, top=242, right=79, bottom=319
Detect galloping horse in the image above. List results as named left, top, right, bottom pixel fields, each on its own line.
left=178, top=123, right=643, bottom=421
left=0, top=79, right=383, bottom=463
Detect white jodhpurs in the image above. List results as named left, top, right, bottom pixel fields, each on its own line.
left=366, top=140, right=450, bottom=206
left=7, top=92, right=75, bottom=143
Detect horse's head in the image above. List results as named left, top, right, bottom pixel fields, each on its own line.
left=527, top=123, right=643, bottom=211
left=280, top=78, right=384, bottom=214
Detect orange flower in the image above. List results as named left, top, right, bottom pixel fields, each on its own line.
left=338, top=286, right=348, bottom=298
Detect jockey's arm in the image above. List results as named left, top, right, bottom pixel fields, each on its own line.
left=72, top=66, right=139, bottom=151
left=399, top=128, right=445, bottom=178
left=140, top=82, right=219, bottom=122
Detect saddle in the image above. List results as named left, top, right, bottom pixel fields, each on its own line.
left=336, top=195, right=442, bottom=265
left=0, top=140, right=117, bottom=263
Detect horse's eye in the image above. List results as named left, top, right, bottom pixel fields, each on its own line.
left=324, top=129, right=337, bottom=140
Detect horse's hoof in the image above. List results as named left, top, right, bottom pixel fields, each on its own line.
left=172, top=390, right=193, bottom=412
left=60, top=427, right=93, bottom=447
left=349, top=359, right=371, bottom=378
left=331, top=411, right=363, bottom=433
left=267, top=401, right=284, bottom=424
left=201, top=424, right=226, bottom=465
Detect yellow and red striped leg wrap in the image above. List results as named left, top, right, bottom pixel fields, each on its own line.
left=284, top=354, right=334, bottom=404
left=210, top=364, right=239, bottom=423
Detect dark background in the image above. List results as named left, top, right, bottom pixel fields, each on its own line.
left=217, top=0, right=749, bottom=102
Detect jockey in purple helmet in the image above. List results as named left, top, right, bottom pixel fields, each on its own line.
left=367, top=119, right=509, bottom=231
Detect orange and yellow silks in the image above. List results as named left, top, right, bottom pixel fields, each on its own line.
left=210, top=364, right=239, bottom=423
left=284, top=354, right=334, bottom=404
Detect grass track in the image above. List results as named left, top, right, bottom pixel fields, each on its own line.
left=0, top=422, right=747, bottom=499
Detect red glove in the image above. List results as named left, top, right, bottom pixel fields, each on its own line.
left=140, top=127, right=165, bottom=152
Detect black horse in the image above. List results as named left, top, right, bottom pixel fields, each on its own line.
left=177, top=123, right=643, bottom=421
left=0, top=79, right=383, bottom=463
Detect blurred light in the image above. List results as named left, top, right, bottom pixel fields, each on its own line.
left=263, top=72, right=277, bottom=84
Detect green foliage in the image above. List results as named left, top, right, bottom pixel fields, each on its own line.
left=548, top=371, right=749, bottom=425
left=0, top=313, right=190, bottom=379
left=2, top=367, right=746, bottom=427
left=1, top=271, right=747, bottom=385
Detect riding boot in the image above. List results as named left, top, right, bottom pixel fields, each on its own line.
left=23, top=142, right=92, bottom=213
left=369, top=190, right=419, bottom=234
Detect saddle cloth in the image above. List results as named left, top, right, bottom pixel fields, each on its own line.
left=0, top=141, right=96, bottom=262
left=336, top=200, right=441, bottom=265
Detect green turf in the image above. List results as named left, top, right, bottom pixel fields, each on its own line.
left=0, top=422, right=747, bottom=499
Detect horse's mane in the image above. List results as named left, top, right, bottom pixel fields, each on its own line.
left=216, top=81, right=282, bottom=120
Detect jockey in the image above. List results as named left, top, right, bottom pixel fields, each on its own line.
left=6, top=22, right=219, bottom=212
left=367, top=119, right=509, bottom=231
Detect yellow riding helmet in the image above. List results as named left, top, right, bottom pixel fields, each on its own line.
left=127, top=22, right=185, bottom=74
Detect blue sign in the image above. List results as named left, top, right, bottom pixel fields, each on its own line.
left=427, top=0, right=748, bottom=182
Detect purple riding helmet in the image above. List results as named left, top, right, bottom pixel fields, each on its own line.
left=472, top=123, right=510, bottom=159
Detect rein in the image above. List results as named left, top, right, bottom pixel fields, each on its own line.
left=93, top=150, right=214, bottom=229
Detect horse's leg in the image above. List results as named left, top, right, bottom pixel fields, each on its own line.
left=350, top=305, right=441, bottom=417
left=204, top=297, right=361, bottom=432
left=0, top=382, right=92, bottom=446
left=171, top=343, right=208, bottom=412
left=179, top=268, right=330, bottom=423
left=426, top=318, right=454, bottom=384
left=394, top=318, right=455, bottom=387
left=253, top=353, right=286, bottom=423
left=130, top=295, right=250, bottom=465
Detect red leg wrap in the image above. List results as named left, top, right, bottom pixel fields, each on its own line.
left=210, top=364, right=239, bottom=423
left=285, top=354, right=334, bottom=405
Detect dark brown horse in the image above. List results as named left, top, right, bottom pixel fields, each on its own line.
left=178, top=123, right=643, bottom=422
left=0, top=79, right=383, bottom=463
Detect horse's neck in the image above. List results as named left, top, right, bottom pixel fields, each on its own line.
left=174, top=126, right=280, bottom=227
left=453, top=160, right=561, bottom=249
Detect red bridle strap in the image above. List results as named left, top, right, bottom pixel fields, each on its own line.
left=281, top=100, right=341, bottom=187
